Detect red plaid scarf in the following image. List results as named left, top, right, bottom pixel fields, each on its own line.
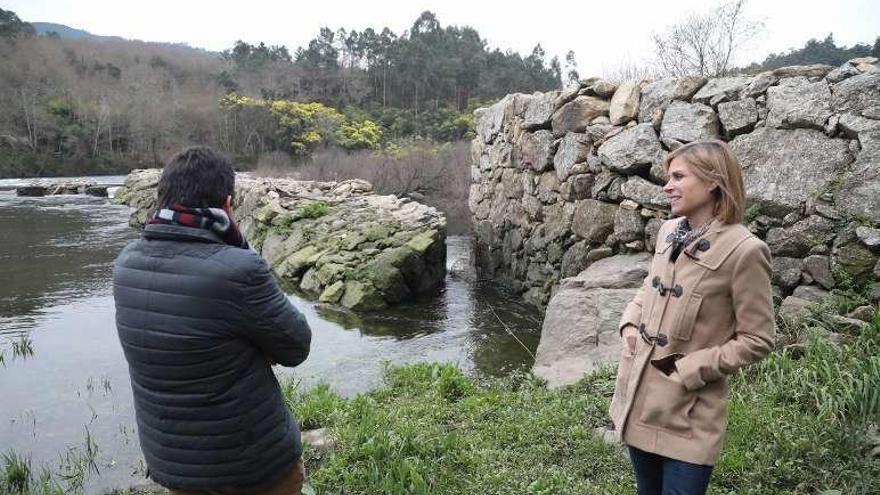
left=146, top=204, right=249, bottom=249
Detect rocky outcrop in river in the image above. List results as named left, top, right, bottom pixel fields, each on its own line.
left=114, top=169, right=447, bottom=310
left=15, top=180, right=108, bottom=197
left=467, top=58, right=880, bottom=386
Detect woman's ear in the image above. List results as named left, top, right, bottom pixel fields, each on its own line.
left=223, top=195, right=233, bottom=215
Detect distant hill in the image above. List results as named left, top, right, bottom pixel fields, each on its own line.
left=31, top=22, right=122, bottom=41
left=30, top=21, right=216, bottom=55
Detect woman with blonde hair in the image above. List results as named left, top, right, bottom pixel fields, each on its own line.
left=610, top=140, right=776, bottom=494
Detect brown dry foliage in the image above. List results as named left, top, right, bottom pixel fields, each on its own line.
left=255, top=141, right=472, bottom=234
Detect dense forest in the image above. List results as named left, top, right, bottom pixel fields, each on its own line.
left=745, top=33, right=880, bottom=72
left=0, top=8, right=564, bottom=177
left=0, top=5, right=877, bottom=179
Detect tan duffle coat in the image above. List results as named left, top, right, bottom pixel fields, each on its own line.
left=609, top=217, right=776, bottom=466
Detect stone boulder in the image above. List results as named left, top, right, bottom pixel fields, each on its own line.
left=554, top=132, right=591, bottom=182
left=15, top=185, right=45, bottom=196
left=638, top=77, right=707, bottom=123
left=827, top=57, right=879, bottom=84
left=620, top=176, right=668, bottom=209
left=587, top=79, right=619, bottom=98
left=778, top=296, right=813, bottom=322
left=778, top=285, right=830, bottom=322
left=660, top=101, right=720, bottom=143
left=114, top=170, right=447, bottom=311
left=802, top=255, right=835, bottom=290
left=743, top=72, right=777, bottom=97
left=832, top=241, right=878, bottom=278
left=835, top=130, right=880, bottom=224
left=691, top=76, right=751, bottom=106
left=112, top=169, right=162, bottom=226
left=533, top=253, right=651, bottom=388
left=771, top=256, right=803, bottom=291
left=522, top=91, right=560, bottom=129
left=765, top=78, right=832, bottom=130
left=609, top=80, right=640, bottom=125
left=730, top=127, right=853, bottom=216
left=597, top=123, right=663, bottom=174
left=717, top=98, right=758, bottom=137
left=571, top=199, right=617, bottom=243
left=85, top=185, right=109, bottom=197
left=771, top=64, right=834, bottom=79
left=551, top=96, right=610, bottom=137
left=475, top=94, right=514, bottom=144
left=515, top=130, right=555, bottom=172
left=17, top=180, right=109, bottom=198
left=856, top=226, right=880, bottom=251
left=830, top=72, right=880, bottom=116
left=765, top=215, right=837, bottom=257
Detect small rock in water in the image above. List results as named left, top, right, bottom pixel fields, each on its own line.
left=85, top=185, right=109, bottom=197
left=15, top=185, right=46, bottom=197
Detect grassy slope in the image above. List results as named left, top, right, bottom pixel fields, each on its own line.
left=291, top=311, right=880, bottom=495
left=2, top=311, right=877, bottom=494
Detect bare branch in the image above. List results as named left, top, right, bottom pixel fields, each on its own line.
left=652, top=0, right=762, bottom=77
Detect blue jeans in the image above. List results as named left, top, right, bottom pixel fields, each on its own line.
left=628, top=446, right=713, bottom=495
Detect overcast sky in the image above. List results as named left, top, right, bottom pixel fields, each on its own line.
left=3, top=0, right=878, bottom=77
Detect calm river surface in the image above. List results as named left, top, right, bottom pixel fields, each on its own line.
left=0, top=176, right=541, bottom=493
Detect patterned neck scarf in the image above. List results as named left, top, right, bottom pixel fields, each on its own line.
left=666, top=217, right=714, bottom=262
left=146, top=204, right=249, bottom=249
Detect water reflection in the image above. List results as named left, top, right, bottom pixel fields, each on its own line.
left=0, top=191, right=136, bottom=337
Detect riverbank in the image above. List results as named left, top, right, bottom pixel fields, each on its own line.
left=3, top=309, right=877, bottom=493
left=286, top=309, right=880, bottom=494
left=0, top=185, right=543, bottom=493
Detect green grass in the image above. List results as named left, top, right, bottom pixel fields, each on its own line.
left=299, top=201, right=330, bottom=219
left=1, top=451, right=63, bottom=495
left=288, top=364, right=633, bottom=494
left=3, top=306, right=876, bottom=494
left=290, top=308, right=880, bottom=495
left=716, top=311, right=880, bottom=494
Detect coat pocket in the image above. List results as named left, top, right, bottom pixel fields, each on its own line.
left=637, top=366, right=696, bottom=438
left=609, top=352, right=635, bottom=430
left=672, top=292, right=703, bottom=341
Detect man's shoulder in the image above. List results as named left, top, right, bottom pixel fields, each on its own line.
left=115, top=237, right=268, bottom=284
left=214, top=245, right=268, bottom=276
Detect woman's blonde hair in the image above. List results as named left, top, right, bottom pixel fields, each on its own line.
left=662, top=140, right=745, bottom=224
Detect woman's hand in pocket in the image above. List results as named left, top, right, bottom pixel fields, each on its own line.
left=622, top=324, right=639, bottom=356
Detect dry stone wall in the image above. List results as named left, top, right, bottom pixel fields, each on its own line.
left=469, top=57, right=880, bottom=310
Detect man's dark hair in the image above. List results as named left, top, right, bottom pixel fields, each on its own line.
left=157, top=146, right=235, bottom=209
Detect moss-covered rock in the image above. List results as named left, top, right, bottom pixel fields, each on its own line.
left=116, top=171, right=447, bottom=311
left=276, top=245, right=322, bottom=279
left=341, top=281, right=387, bottom=310
left=319, top=281, right=346, bottom=303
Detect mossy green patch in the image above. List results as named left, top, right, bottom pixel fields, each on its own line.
left=364, top=223, right=398, bottom=242
left=406, top=230, right=438, bottom=254
left=340, top=280, right=387, bottom=311
left=318, top=281, right=346, bottom=303
left=299, top=201, right=330, bottom=219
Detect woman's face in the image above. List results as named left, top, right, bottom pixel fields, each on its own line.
left=663, top=157, right=717, bottom=222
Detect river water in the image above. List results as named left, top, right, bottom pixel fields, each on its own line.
left=0, top=176, right=542, bottom=493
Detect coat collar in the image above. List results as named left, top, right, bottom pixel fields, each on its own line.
left=661, top=218, right=752, bottom=270
left=142, top=223, right=226, bottom=244
left=683, top=219, right=752, bottom=270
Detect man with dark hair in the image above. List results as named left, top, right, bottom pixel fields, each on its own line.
left=114, top=146, right=312, bottom=495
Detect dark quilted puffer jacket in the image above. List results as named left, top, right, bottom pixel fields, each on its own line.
left=113, top=223, right=312, bottom=490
